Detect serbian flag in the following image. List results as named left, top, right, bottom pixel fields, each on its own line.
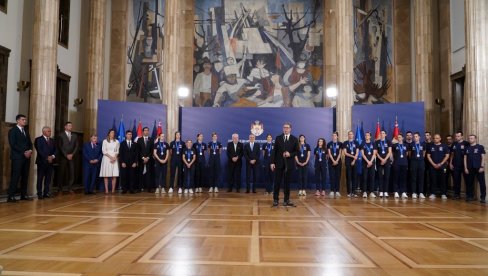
left=151, top=120, right=157, bottom=139
left=132, top=119, right=137, bottom=141
left=392, top=116, right=400, bottom=142
left=156, top=121, right=163, bottom=137
left=374, top=118, right=381, bottom=140
left=136, top=119, right=143, bottom=138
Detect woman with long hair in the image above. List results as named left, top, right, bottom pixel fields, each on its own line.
left=314, top=138, right=328, bottom=196
left=100, top=129, right=120, bottom=194
left=295, top=134, right=311, bottom=196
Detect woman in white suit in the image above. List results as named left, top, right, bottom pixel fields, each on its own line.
left=100, top=129, right=120, bottom=194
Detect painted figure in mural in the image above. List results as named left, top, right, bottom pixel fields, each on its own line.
left=213, top=66, right=259, bottom=107
left=283, top=60, right=313, bottom=107
left=193, top=57, right=219, bottom=107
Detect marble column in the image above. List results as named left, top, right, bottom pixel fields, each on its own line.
left=414, top=0, right=436, bottom=132
left=28, top=0, right=60, bottom=195
left=323, top=0, right=337, bottom=108
left=464, top=0, right=488, bottom=197
left=335, top=0, right=354, bottom=142
left=84, top=0, right=106, bottom=138
left=162, top=0, right=180, bottom=138
left=108, top=0, right=127, bottom=101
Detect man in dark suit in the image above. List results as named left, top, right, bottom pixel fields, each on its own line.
left=82, top=134, right=102, bottom=194
left=119, top=130, right=138, bottom=193
left=34, top=126, right=56, bottom=199
left=7, top=114, right=33, bottom=202
left=244, top=133, right=261, bottom=193
left=271, top=122, right=299, bottom=206
left=226, top=133, right=243, bottom=192
left=137, top=127, right=154, bottom=192
left=57, top=121, right=78, bottom=194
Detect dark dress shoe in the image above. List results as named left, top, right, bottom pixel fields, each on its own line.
left=121, top=190, right=127, bottom=194
left=7, top=197, right=18, bottom=203
left=38, top=195, right=44, bottom=200
left=481, top=199, right=486, bottom=204
left=272, top=200, right=279, bottom=207
left=283, top=201, right=296, bottom=207
left=246, top=190, right=250, bottom=193
left=129, top=190, right=135, bottom=194
left=227, top=189, right=232, bottom=192
left=43, top=194, right=52, bottom=198
left=20, top=196, right=33, bottom=201
left=236, top=190, right=240, bottom=193
left=252, top=190, right=257, bottom=193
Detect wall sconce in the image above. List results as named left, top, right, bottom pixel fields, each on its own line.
left=73, top=98, right=84, bottom=107
left=435, top=98, right=445, bottom=108
left=17, top=81, right=30, bottom=92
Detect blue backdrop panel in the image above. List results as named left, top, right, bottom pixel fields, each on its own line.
left=181, top=107, right=334, bottom=189
left=97, top=100, right=167, bottom=139
left=352, top=102, right=425, bottom=137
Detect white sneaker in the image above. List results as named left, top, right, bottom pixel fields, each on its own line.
left=412, top=193, right=418, bottom=199
left=155, top=187, right=160, bottom=194
left=168, top=188, right=173, bottom=194
left=178, top=188, right=182, bottom=194
left=441, top=194, right=447, bottom=200
left=419, top=193, right=426, bottom=199
left=335, top=192, right=341, bottom=197
left=370, top=192, right=376, bottom=198
left=184, top=189, right=188, bottom=194
left=384, top=192, right=389, bottom=197
left=379, top=192, right=384, bottom=197
left=161, top=188, right=166, bottom=194
left=401, top=193, right=408, bottom=199
left=189, top=189, right=194, bottom=194
left=209, top=187, right=214, bottom=193
left=429, top=194, right=436, bottom=199
left=363, top=192, right=367, bottom=198
left=329, top=192, right=335, bottom=198
left=199, top=187, right=203, bottom=193
left=214, top=187, right=219, bottom=193
left=303, top=190, right=307, bottom=196
left=298, top=190, right=303, bottom=196
left=394, top=192, right=400, bottom=198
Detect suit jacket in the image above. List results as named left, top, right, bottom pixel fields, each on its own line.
left=137, top=136, right=154, bottom=162
left=58, top=131, right=79, bottom=159
left=82, top=142, right=102, bottom=167
left=8, top=126, right=33, bottom=160
left=119, top=140, right=138, bottom=166
left=244, top=142, right=261, bottom=164
left=226, top=141, right=244, bottom=164
left=271, top=134, right=300, bottom=170
left=35, top=136, right=56, bottom=166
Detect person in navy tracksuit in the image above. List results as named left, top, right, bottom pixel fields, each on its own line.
left=261, top=134, right=275, bottom=194
left=207, top=132, right=223, bottom=192
left=426, top=134, right=450, bottom=199
left=375, top=130, right=392, bottom=198
left=313, top=138, right=327, bottom=197
left=327, top=132, right=343, bottom=198
left=450, top=131, right=469, bottom=199
left=409, top=132, right=426, bottom=199
left=392, top=133, right=408, bottom=198
left=464, top=134, right=486, bottom=203
left=343, top=131, right=359, bottom=197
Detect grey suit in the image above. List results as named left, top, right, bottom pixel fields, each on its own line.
left=57, top=131, right=79, bottom=192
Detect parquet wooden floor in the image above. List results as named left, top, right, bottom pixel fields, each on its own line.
left=0, top=191, right=487, bottom=275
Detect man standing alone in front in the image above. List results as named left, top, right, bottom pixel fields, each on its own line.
left=271, top=122, right=299, bottom=207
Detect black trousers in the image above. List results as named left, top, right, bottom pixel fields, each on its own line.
left=37, top=164, right=53, bottom=196
left=410, top=160, right=425, bottom=194
left=155, top=163, right=167, bottom=189
left=274, top=167, right=292, bottom=202
left=139, top=161, right=154, bottom=190
left=430, top=167, right=447, bottom=195
left=120, top=165, right=136, bottom=192
left=246, top=162, right=259, bottom=191
left=362, top=162, right=375, bottom=193
left=378, top=161, right=391, bottom=193
left=195, top=160, right=206, bottom=188
left=170, top=159, right=183, bottom=189
left=9, top=158, right=30, bottom=197
left=208, top=157, right=220, bottom=188
left=452, top=167, right=467, bottom=196
left=58, top=157, right=75, bottom=191
left=345, top=161, right=357, bottom=194
left=297, top=164, right=308, bottom=190
left=262, top=160, right=274, bottom=193
left=228, top=161, right=242, bottom=191
left=329, top=163, right=341, bottom=192
left=315, top=162, right=326, bottom=191
left=394, top=165, right=407, bottom=194
left=466, top=168, right=486, bottom=200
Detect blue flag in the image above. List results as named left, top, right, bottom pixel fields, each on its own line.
left=111, top=117, right=116, bottom=132
left=151, top=120, right=157, bottom=140
left=117, top=118, right=126, bottom=143
left=355, top=123, right=364, bottom=175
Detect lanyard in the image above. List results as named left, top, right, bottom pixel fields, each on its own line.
left=364, top=142, right=371, bottom=154
left=300, top=144, right=306, bottom=155
left=186, top=150, right=191, bottom=161
left=197, top=142, right=202, bottom=154
left=318, top=148, right=323, bottom=160
left=333, top=142, right=337, bottom=155
left=348, top=141, right=355, bottom=153
left=415, top=143, right=421, bottom=156
left=398, top=143, right=404, bottom=157
left=212, top=142, right=217, bottom=152
left=176, top=141, right=180, bottom=153
left=267, top=143, right=272, bottom=155
left=159, top=141, right=165, bottom=154
left=380, top=140, right=386, bottom=153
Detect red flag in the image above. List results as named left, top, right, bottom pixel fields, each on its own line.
left=136, top=119, right=143, bottom=138
left=392, top=116, right=400, bottom=142
left=156, top=121, right=163, bottom=136
left=374, top=118, right=381, bottom=140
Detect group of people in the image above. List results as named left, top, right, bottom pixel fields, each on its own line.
left=6, top=114, right=486, bottom=205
